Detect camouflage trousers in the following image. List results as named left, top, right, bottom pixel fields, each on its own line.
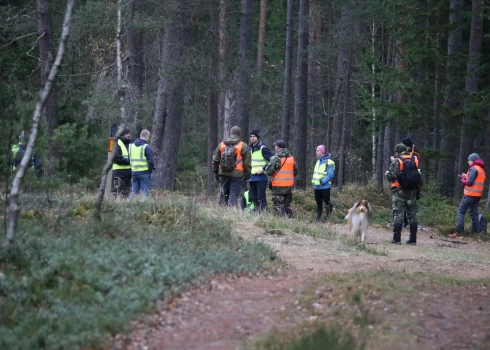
left=392, top=189, right=418, bottom=226
left=272, top=193, right=293, bottom=218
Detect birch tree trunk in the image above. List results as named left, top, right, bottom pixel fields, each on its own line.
left=151, top=6, right=190, bottom=190
left=37, top=0, right=59, bottom=175
left=455, top=0, right=483, bottom=201
left=5, top=0, right=74, bottom=248
left=281, top=0, right=294, bottom=145
left=293, top=0, right=309, bottom=189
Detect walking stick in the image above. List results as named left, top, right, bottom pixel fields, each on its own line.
left=429, top=235, right=467, bottom=244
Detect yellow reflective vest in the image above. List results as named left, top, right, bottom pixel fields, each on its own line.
left=113, top=139, right=131, bottom=170
left=251, top=145, right=267, bottom=175
left=129, top=143, right=148, bottom=172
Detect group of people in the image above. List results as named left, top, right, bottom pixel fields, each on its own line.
left=112, top=128, right=155, bottom=198
left=385, top=137, right=486, bottom=245
left=212, top=126, right=335, bottom=219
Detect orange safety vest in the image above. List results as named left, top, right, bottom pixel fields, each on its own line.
left=463, top=165, right=485, bottom=197
left=219, top=142, right=244, bottom=172
left=272, top=156, right=295, bottom=187
left=391, top=154, right=419, bottom=188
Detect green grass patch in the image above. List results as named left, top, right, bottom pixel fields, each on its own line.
left=0, top=194, right=279, bottom=349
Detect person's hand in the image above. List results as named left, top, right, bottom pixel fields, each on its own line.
left=385, top=170, right=389, bottom=175
left=257, top=169, right=264, bottom=175
left=461, top=173, right=466, bottom=179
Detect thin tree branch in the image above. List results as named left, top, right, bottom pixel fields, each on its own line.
left=4, top=0, right=75, bottom=248
left=0, top=32, right=38, bottom=50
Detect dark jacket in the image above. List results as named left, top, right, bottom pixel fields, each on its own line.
left=249, top=141, right=273, bottom=182
left=264, top=148, right=298, bottom=194
left=212, top=135, right=251, bottom=180
left=131, top=138, right=155, bottom=175
left=113, top=138, right=132, bottom=177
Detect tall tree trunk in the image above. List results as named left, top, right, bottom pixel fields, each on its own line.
left=256, top=0, right=267, bottom=72
left=281, top=0, right=294, bottom=145
left=431, top=29, right=442, bottom=175
left=208, top=9, right=219, bottom=195
left=376, top=123, right=385, bottom=193
left=37, top=0, right=59, bottom=175
left=330, top=2, right=355, bottom=159
left=125, top=0, right=144, bottom=128
left=370, top=20, right=377, bottom=180
left=293, top=0, right=309, bottom=189
left=337, top=67, right=352, bottom=192
left=218, top=0, right=228, bottom=140
left=486, top=107, right=490, bottom=211
left=438, top=0, right=464, bottom=197
left=5, top=0, right=74, bottom=247
left=151, top=9, right=190, bottom=190
left=455, top=0, right=483, bottom=201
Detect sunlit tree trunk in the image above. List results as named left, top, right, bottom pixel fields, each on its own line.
left=218, top=0, right=228, bottom=139
left=293, top=0, right=309, bottom=189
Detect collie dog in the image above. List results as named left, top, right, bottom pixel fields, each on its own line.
left=345, top=200, right=373, bottom=242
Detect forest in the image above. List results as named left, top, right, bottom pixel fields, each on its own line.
left=2, top=1, right=490, bottom=349
left=1, top=0, right=489, bottom=201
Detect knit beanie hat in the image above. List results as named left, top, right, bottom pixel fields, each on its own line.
left=394, top=143, right=407, bottom=153
left=316, top=145, right=327, bottom=155
left=468, top=153, right=480, bottom=162
left=230, top=126, right=241, bottom=137
left=249, top=129, right=260, bottom=138
left=401, top=136, right=413, bottom=148
left=274, top=140, right=286, bottom=148
left=121, top=128, right=131, bottom=137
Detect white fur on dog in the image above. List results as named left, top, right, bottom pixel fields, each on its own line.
left=344, top=200, right=373, bottom=242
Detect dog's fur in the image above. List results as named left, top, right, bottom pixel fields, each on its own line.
left=345, top=200, right=373, bottom=242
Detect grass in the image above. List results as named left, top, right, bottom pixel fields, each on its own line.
left=0, top=193, right=280, bottom=350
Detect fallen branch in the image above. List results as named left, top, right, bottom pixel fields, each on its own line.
left=429, top=235, right=467, bottom=244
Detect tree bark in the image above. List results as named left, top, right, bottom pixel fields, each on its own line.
left=224, top=0, right=253, bottom=138
left=125, top=0, right=144, bottom=127
left=151, top=7, right=190, bottom=190
left=217, top=0, right=228, bottom=140
left=281, top=0, right=294, bottom=145
left=438, top=0, right=464, bottom=197
left=37, top=0, right=59, bottom=175
left=5, top=0, right=74, bottom=248
left=256, top=0, right=267, bottom=72
left=455, top=0, right=483, bottom=201
left=293, top=0, right=309, bottom=189
left=208, top=9, right=219, bottom=195
left=376, top=123, right=385, bottom=193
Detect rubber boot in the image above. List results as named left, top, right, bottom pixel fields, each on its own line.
left=391, top=224, right=402, bottom=244
left=406, top=223, right=417, bottom=245
left=324, top=202, right=333, bottom=221
left=316, top=208, right=322, bottom=222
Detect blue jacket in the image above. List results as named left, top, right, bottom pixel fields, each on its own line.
left=132, top=138, right=155, bottom=174
left=312, top=153, right=335, bottom=190
left=249, top=141, right=273, bottom=182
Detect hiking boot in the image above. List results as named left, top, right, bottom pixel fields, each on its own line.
left=391, top=224, right=402, bottom=244
left=406, top=240, right=416, bottom=245
left=391, top=240, right=401, bottom=245
left=408, top=223, right=417, bottom=244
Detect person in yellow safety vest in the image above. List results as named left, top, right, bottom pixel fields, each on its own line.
left=264, top=140, right=298, bottom=218
left=311, top=145, right=335, bottom=222
left=112, top=128, right=132, bottom=197
left=11, top=131, right=42, bottom=177
left=129, top=129, right=154, bottom=197
left=248, top=129, right=273, bottom=212
left=449, top=153, right=486, bottom=237
left=240, top=190, right=255, bottom=212
left=212, top=126, right=251, bottom=207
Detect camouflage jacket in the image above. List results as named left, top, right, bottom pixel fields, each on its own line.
left=212, top=135, right=251, bottom=180
left=265, top=148, right=298, bottom=194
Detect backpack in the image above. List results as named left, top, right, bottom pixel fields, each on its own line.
left=220, top=143, right=237, bottom=172
left=478, top=213, right=487, bottom=234
left=397, top=155, right=421, bottom=190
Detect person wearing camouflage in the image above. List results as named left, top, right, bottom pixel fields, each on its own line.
left=385, top=143, right=419, bottom=245
left=264, top=140, right=298, bottom=218
left=212, top=126, right=251, bottom=207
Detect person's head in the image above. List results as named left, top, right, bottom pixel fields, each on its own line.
left=249, top=129, right=260, bottom=145
left=394, top=143, right=407, bottom=155
left=401, top=136, right=413, bottom=149
left=316, top=145, right=327, bottom=158
left=468, top=153, right=480, bottom=165
left=121, top=128, right=131, bottom=141
left=230, top=126, right=241, bottom=138
left=140, top=129, right=150, bottom=141
left=273, top=140, right=286, bottom=151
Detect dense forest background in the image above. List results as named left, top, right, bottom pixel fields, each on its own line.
left=1, top=0, right=490, bottom=205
